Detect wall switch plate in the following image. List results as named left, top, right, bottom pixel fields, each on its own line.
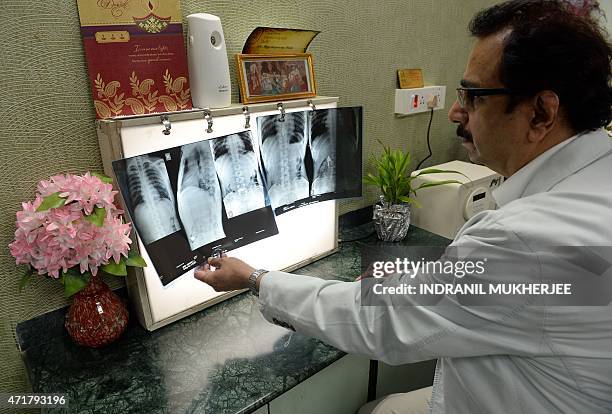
left=394, top=86, right=446, bottom=115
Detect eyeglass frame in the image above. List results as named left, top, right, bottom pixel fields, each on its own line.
left=456, top=87, right=514, bottom=109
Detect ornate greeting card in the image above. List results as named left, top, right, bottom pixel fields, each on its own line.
left=77, top=0, right=192, bottom=119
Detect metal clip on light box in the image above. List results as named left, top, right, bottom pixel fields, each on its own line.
left=242, top=106, right=250, bottom=129
left=203, top=110, right=213, bottom=133
left=277, top=102, right=286, bottom=122
left=161, top=114, right=171, bottom=135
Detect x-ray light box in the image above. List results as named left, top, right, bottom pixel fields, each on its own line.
left=97, top=97, right=340, bottom=330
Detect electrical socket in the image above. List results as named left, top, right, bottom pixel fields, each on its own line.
left=394, top=86, right=446, bottom=115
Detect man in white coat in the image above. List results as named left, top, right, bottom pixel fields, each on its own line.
left=195, top=0, right=612, bottom=412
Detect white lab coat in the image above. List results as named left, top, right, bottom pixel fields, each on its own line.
left=259, top=128, right=612, bottom=413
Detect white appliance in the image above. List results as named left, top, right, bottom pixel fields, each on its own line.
left=187, top=13, right=231, bottom=109
left=410, top=160, right=504, bottom=239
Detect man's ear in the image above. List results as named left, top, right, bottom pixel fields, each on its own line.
left=528, top=90, right=559, bottom=142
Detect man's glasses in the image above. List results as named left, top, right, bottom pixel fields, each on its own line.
left=456, top=87, right=513, bottom=109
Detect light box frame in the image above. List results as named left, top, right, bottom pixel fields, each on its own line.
left=97, top=97, right=340, bottom=330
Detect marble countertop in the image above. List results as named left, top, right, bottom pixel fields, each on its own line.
left=16, top=222, right=450, bottom=414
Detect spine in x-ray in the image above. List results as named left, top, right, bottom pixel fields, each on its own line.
left=259, top=112, right=309, bottom=207
left=177, top=142, right=226, bottom=250
left=309, top=109, right=336, bottom=195
left=211, top=132, right=266, bottom=218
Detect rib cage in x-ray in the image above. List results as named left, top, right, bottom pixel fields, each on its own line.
left=177, top=142, right=226, bottom=250
left=126, top=155, right=181, bottom=244
left=259, top=112, right=309, bottom=208
left=309, top=109, right=337, bottom=195
left=211, top=132, right=267, bottom=218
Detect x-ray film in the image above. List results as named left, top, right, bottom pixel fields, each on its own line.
left=177, top=141, right=226, bottom=250
left=257, top=106, right=362, bottom=215
left=124, top=154, right=182, bottom=244
left=113, top=132, right=278, bottom=286
left=210, top=132, right=269, bottom=218
left=330, top=106, right=362, bottom=199
left=310, top=108, right=337, bottom=196
left=258, top=111, right=310, bottom=208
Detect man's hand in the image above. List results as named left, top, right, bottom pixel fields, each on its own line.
left=193, top=256, right=255, bottom=292
left=355, top=262, right=394, bottom=281
left=355, top=263, right=376, bottom=281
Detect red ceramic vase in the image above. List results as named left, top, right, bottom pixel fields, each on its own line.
left=65, top=277, right=128, bottom=347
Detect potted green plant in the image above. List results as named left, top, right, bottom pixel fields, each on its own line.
left=363, top=142, right=466, bottom=242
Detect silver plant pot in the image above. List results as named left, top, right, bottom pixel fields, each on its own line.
left=373, top=199, right=411, bottom=242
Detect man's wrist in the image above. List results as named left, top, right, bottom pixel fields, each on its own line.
left=255, top=271, right=268, bottom=292
left=248, top=269, right=269, bottom=296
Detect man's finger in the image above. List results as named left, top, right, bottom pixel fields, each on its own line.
left=207, top=256, right=223, bottom=267
left=194, top=265, right=213, bottom=282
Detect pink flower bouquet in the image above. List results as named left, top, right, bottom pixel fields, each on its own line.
left=9, top=172, right=146, bottom=296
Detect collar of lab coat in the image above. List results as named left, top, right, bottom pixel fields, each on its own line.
left=492, top=128, right=612, bottom=207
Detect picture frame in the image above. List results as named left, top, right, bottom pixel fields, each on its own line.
left=236, top=53, right=317, bottom=104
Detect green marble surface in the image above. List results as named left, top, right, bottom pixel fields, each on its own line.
left=16, top=224, right=450, bottom=414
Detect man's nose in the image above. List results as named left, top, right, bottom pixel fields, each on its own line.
left=448, top=100, right=467, bottom=124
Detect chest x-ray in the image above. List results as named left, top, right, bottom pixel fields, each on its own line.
left=210, top=132, right=269, bottom=218
left=258, top=111, right=310, bottom=208
left=177, top=142, right=226, bottom=250
left=125, top=155, right=181, bottom=244
left=257, top=106, right=362, bottom=215
left=309, top=109, right=337, bottom=196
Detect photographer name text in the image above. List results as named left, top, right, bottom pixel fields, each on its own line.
left=373, top=283, right=572, bottom=296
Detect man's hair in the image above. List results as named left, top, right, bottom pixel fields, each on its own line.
left=469, top=0, right=611, bottom=132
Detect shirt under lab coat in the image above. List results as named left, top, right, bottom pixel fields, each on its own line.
left=258, top=128, right=612, bottom=413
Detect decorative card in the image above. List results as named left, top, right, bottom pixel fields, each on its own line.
left=77, top=0, right=192, bottom=119
left=242, top=27, right=320, bottom=54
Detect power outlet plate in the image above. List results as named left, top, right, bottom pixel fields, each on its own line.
left=394, top=86, right=446, bottom=115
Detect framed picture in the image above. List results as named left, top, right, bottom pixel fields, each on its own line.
left=236, top=53, right=317, bottom=104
